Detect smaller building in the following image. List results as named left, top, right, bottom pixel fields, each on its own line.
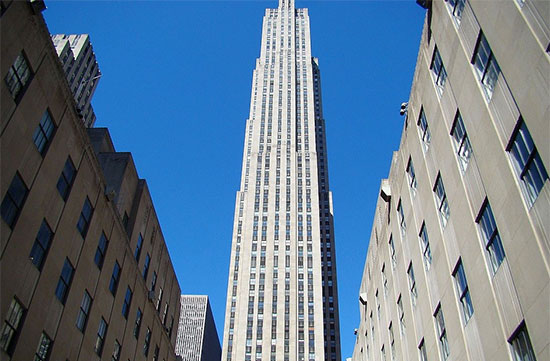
left=176, top=295, right=221, bottom=361
left=51, top=34, right=100, bottom=127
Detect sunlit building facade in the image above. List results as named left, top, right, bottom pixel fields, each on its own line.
left=351, top=0, right=549, bottom=360
left=221, top=0, right=341, bottom=360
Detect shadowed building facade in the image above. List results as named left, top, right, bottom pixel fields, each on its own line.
left=221, top=1, right=341, bottom=360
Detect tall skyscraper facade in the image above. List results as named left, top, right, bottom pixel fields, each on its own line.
left=222, top=1, right=341, bottom=360
left=51, top=34, right=101, bottom=127
left=176, top=295, right=221, bottom=361
left=351, top=0, right=549, bottom=360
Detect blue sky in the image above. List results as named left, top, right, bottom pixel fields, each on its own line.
left=44, top=0, right=425, bottom=356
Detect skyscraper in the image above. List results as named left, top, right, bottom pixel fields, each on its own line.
left=222, top=1, right=341, bottom=360
left=176, top=295, right=221, bottom=361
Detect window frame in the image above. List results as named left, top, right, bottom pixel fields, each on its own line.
left=476, top=200, right=506, bottom=273
left=508, top=322, right=537, bottom=361
left=434, top=304, right=450, bottom=360
left=434, top=174, right=450, bottom=227
left=95, top=317, right=108, bottom=356
left=1, top=172, right=29, bottom=229
left=56, top=157, right=77, bottom=201
left=417, top=108, right=431, bottom=151
left=430, top=46, right=447, bottom=95
left=55, top=258, right=75, bottom=304
left=29, top=219, right=54, bottom=270
left=4, top=51, right=33, bottom=101
left=109, top=261, right=121, bottom=295
left=33, top=332, right=52, bottom=361
left=0, top=298, right=25, bottom=355
left=406, top=157, right=417, bottom=194
left=450, top=111, right=473, bottom=172
left=94, top=232, right=108, bottom=269
left=33, top=110, right=56, bottom=156
left=452, top=259, right=474, bottom=322
left=407, top=262, right=417, bottom=306
left=419, top=222, right=432, bottom=270
left=472, top=32, right=501, bottom=99
left=76, top=290, right=92, bottom=332
left=122, top=286, right=133, bottom=319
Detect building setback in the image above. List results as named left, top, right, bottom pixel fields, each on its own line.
left=176, top=295, right=221, bottom=361
left=51, top=34, right=101, bottom=128
left=1, top=2, right=181, bottom=361
left=221, top=0, right=341, bottom=360
left=351, top=0, right=549, bottom=361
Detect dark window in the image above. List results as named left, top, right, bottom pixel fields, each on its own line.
left=33, top=111, right=55, bottom=155
left=1, top=172, right=28, bottom=228
left=134, top=308, right=142, bottom=338
left=434, top=174, right=450, bottom=226
left=109, top=261, right=121, bottom=295
left=76, top=290, right=92, bottom=332
left=94, top=318, right=107, bottom=356
left=509, top=323, right=537, bottom=361
left=430, top=46, right=447, bottom=95
left=112, top=340, right=121, bottom=361
left=144, top=328, right=151, bottom=356
left=153, top=345, right=159, bottom=361
left=56, top=157, right=76, bottom=200
left=0, top=298, right=25, bottom=355
left=77, top=197, right=93, bottom=238
left=55, top=258, right=74, bottom=304
left=122, top=287, right=132, bottom=319
left=134, top=233, right=143, bottom=261
left=453, top=260, right=474, bottom=322
left=477, top=201, right=505, bottom=273
left=94, top=232, right=108, bottom=269
left=472, top=32, right=501, bottom=99
left=451, top=111, right=472, bottom=171
left=4, top=52, right=32, bottom=100
left=29, top=220, right=54, bottom=270
left=33, top=332, right=52, bottom=361
left=142, top=253, right=150, bottom=280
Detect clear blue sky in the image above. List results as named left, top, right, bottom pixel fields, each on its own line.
left=44, top=0, right=425, bottom=357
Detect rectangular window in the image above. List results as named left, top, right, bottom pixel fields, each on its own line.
left=144, top=327, right=151, bottom=356
left=472, top=32, right=501, bottom=99
left=509, top=323, right=537, bottom=361
left=419, top=223, right=432, bottom=269
left=477, top=201, right=505, bottom=273
left=434, top=305, right=450, bottom=360
left=0, top=298, right=25, bottom=355
left=4, top=52, right=32, bottom=100
left=143, top=253, right=151, bottom=280
left=397, top=295, right=405, bottom=334
left=112, top=340, right=121, bottom=361
left=33, top=332, right=52, bottom=361
left=434, top=174, right=450, bottom=226
left=95, top=318, right=107, bottom=356
left=419, top=338, right=428, bottom=361
left=29, top=220, right=53, bottom=270
left=451, top=111, right=472, bottom=171
left=1, top=172, right=28, bottom=228
left=508, top=119, right=548, bottom=205
left=397, top=200, right=406, bottom=237
left=389, top=235, right=396, bottom=268
left=55, top=258, right=74, bottom=304
left=407, top=262, right=417, bottom=306
left=77, top=197, right=93, bottom=238
left=430, top=46, right=447, bottom=95
left=446, top=0, right=466, bottom=22
left=109, top=261, right=121, bottom=295
left=453, top=259, right=474, bottom=322
left=153, top=345, right=159, bottom=361
left=76, top=290, right=92, bottom=332
left=417, top=108, right=431, bottom=150
left=134, top=233, right=143, bottom=261
left=406, top=157, right=417, bottom=194
left=33, top=110, right=56, bottom=155
left=56, top=157, right=76, bottom=200
left=134, top=308, right=143, bottom=338
left=94, top=232, right=108, bottom=269
left=122, top=286, right=133, bottom=319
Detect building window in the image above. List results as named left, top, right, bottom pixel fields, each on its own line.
left=112, top=340, right=121, bottom=361
left=95, top=318, right=108, bottom=356
left=397, top=295, right=405, bottom=334
left=453, top=259, right=473, bottom=322
left=434, top=305, right=450, bottom=360
left=134, top=233, right=143, bottom=261
left=389, top=235, right=396, bottom=268
left=472, top=32, right=501, bottom=99
left=134, top=308, right=143, bottom=338
left=33, top=110, right=56, bottom=155
left=144, top=327, right=151, bottom=356
left=143, top=253, right=151, bottom=280
left=56, top=157, right=76, bottom=200
left=397, top=200, right=406, bottom=237
left=1, top=172, right=28, bottom=229
left=33, top=332, right=52, bottom=361
left=76, top=290, right=92, bottom=332
left=450, top=111, right=472, bottom=172
left=94, top=232, right=108, bottom=269
left=419, top=338, right=428, bottom=361
left=477, top=200, right=505, bottom=273
left=55, top=258, right=74, bottom=304
left=4, top=52, right=32, bottom=100
left=109, top=261, right=121, bottom=295
left=77, top=197, right=93, bottom=238
left=0, top=298, right=25, bottom=355
left=153, top=345, right=160, bottom=361
left=509, top=323, right=537, bottom=361
left=407, top=262, right=417, bottom=306
left=430, top=47, right=447, bottom=95
left=507, top=119, right=548, bottom=205
left=417, top=108, right=431, bottom=150
left=434, top=174, right=450, bottom=227
left=29, top=220, right=54, bottom=270
left=406, top=157, right=417, bottom=194
left=122, top=287, right=133, bottom=319
left=419, top=222, right=432, bottom=269
left=446, top=0, right=466, bottom=22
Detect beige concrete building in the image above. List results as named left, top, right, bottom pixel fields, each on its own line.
left=221, top=0, right=341, bottom=360
left=1, top=1, right=180, bottom=360
left=351, top=0, right=549, bottom=360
